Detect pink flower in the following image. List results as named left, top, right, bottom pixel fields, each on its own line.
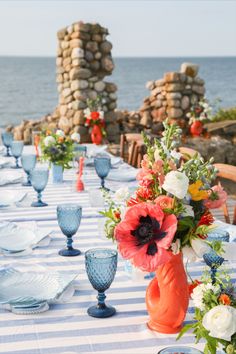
left=204, top=184, right=227, bottom=209
left=155, top=196, right=174, bottom=210
left=141, top=154, right=150, bottom=170
left=136, top=169, right=154, bottom=187
left=114, top=203, right=177, bottom=272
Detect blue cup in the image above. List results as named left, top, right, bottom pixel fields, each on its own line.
left=1, top=131, right=13, bottom=157
left=57, top=204, right=82, bottom=257
left=10, top=141, right=24, bottom=168
left=85, top=248, right=117, bottom=318
left=21, top=154, right=37, bottom=186
left=30, top=168, right=49, bottom=207
left=94, top=157, right=111, bottom=190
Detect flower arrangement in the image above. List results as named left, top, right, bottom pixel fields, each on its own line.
left=101, top=119, right=227, bottom=272
left=178, top=270, right=236, bottom=354
left=186, top=98, right=213, bottom=125
left=40, top=129, right=80, bottom=169
left=84, top=97, right=106, bottom=136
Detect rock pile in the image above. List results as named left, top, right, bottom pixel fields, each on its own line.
left=139, top=63, right=205, bottom=132
left=11, top=21, right=119, bottom=143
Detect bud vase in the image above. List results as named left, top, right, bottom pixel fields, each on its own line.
left=190, top=121, right=203, bottom=136
left=52, top=164, right=63, bottom=184
left=146, top=252, right=189, bottom=334
left=91, top=125, right=103, bottom=145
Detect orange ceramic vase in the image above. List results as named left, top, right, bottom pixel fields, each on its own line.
left=91, top=125, right=103, bottom=145
left=190, top=121, right=203, bottom=136
left=146, top=252, right=189, bottom=334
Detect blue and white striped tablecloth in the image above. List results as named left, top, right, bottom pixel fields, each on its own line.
left=0, top=148, right=234, bottom=354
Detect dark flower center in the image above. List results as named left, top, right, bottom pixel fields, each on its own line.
left=131, top=215, right=167, bottom=256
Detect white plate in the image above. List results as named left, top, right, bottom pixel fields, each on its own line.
left=0, top=190, right=26, bottom=207
left=84, top=144, right=108, bottom=158
left=0, top=157, right=11, bottom=168
left=0, top=171, right=22, bottom=186
left=107, top=169, right=138, bottom=182
left=0, top=223, right=52, bottom=252
left=0, top=268, right=77, bottom=305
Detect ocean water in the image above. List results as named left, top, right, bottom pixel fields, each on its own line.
left=0, top=56, right=235, bottom=127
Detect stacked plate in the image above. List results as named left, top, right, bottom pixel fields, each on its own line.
left=0, top=171, right=22, bottom=186
left=107, top=168, right=138, bottom=182
left=0, top=266, right=77, bottom=314
left=0, top=157, right=11, bottom=169
left=0, top=221, right=52, bottom=255
left=0, top=190, right=27, bottom=208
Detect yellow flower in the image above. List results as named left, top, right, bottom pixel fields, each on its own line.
left=188, top=180, right=209, bottom=201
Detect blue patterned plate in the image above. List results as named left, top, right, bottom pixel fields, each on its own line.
left=158, top=346, right=203, bottom=354
left=0, top=268, right=77, bottom=305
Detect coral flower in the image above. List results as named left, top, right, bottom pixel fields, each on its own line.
left=188, top=180, right=209, bottom=201
left=114, top=203, right=178, bottom=272
left=91, top=111, right=100, bottom=120
left=204, top=184, right=227, bottom=209
left=57, top=136, right=64, bottom=143
left=155, top=196, right=174, bottom=210
left=198, top=211, right=214, bottom=226
left=136, top=187, right=154, bottom=201
left=219, top=294, right=231, bottom=305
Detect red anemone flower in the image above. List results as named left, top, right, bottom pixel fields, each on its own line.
left=114, top=203, right=177, bottom=272
left=91, top=111, right=100, bottom=120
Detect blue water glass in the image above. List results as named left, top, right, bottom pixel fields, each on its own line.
left=1, top=131, right=13, bottom=157
left=57, top=204, right=82, bottom=257
left=85, top=248, right=118, bottom=318
left=30, top=168, right=49, bottom=207
left=203, top=229, right=230, bottom=283
left=10, top=141, right=24, bottom=168
left=21, top=154, right=37, bottom=186
left=94, top=157, right=111, bottom=190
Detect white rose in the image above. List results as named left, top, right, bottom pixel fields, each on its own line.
left=182, top=245, right=197, bottom=262
left=191, top=283, right=220, bottom=310
left=182, top=204, right=194, bottom=217
left=44, top=136, right=56, bottom=147
left=191, top=238, right=211, bottom=258
left=99, top=111, right=104, bottom=120
left=202, top=305, right=236, bottom=341
left=71, top=132, right=81, bottom=143
left=114, top=187, right=129, bottom=203
left=162, top=171, right=189, bottom=199
left=84, top=108, right=91, bottom=118
left=56, top=129, right=65, bottom=137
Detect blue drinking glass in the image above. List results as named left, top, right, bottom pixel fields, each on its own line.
left=1, top=131, right=13, bottom=157
left=94, top=157, right=111, bottom=190
left=30, top=168, right=49, bottom=207
left=85, top=248, right=117, bottom=318
left=203, top=229, right=230, bottom=283
left=21, top=154, right=37, bottom=186
left=57, top=204, right=82, bottom=257
left=10, top=141, right=24, bottom=168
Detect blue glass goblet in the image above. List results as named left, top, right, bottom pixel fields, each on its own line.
left=30, top=168, right=49, bottom=207
left=94, top=157, right=111, bottom=190
left=57, top=204, right=82, bottom=257
left=10, top=141, right=24, bottom=168
left=21, top=154, right=37, bottom=186
left=1, top=131, right=13, bottom=157
left=85, top=248, right=117, bottom=318
left=203, top=229, right=230, bottom=283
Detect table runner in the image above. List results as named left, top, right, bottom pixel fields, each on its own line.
left=0, top=150, right=234, bottom=354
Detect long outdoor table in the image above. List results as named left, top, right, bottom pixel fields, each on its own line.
left=0, top=149, right=235, bottom=354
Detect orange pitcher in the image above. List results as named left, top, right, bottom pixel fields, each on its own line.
left=146, top=252, right=189, bottom=334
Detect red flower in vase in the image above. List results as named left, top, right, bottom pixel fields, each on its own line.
left=91, top=111, right=100, bottom=120
left=114, top=203, right=178, bottom=272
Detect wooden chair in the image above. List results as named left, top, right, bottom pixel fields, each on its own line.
left=178, top=146, right=200, bottom=161
left=213, top=163, right=236, bottom=225
left=120, top=133, right=143, bottom=166
left=132, top=142, right=146, bottom=168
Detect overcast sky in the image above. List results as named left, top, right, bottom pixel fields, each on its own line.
left=0, top=0, right=235, bottom=57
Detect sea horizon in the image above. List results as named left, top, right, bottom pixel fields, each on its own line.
left=0, top=56, right=235, bottom=127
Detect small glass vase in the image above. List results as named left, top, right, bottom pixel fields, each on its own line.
left=52, top=164, right=63, bottom=184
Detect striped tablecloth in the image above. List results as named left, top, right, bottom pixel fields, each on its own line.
left=0, top=148, right=235, bottom=354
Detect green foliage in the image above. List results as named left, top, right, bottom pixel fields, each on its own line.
left=40, top=132, right=74, bottom=169
left=212, top=107, right=236, bottom=122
